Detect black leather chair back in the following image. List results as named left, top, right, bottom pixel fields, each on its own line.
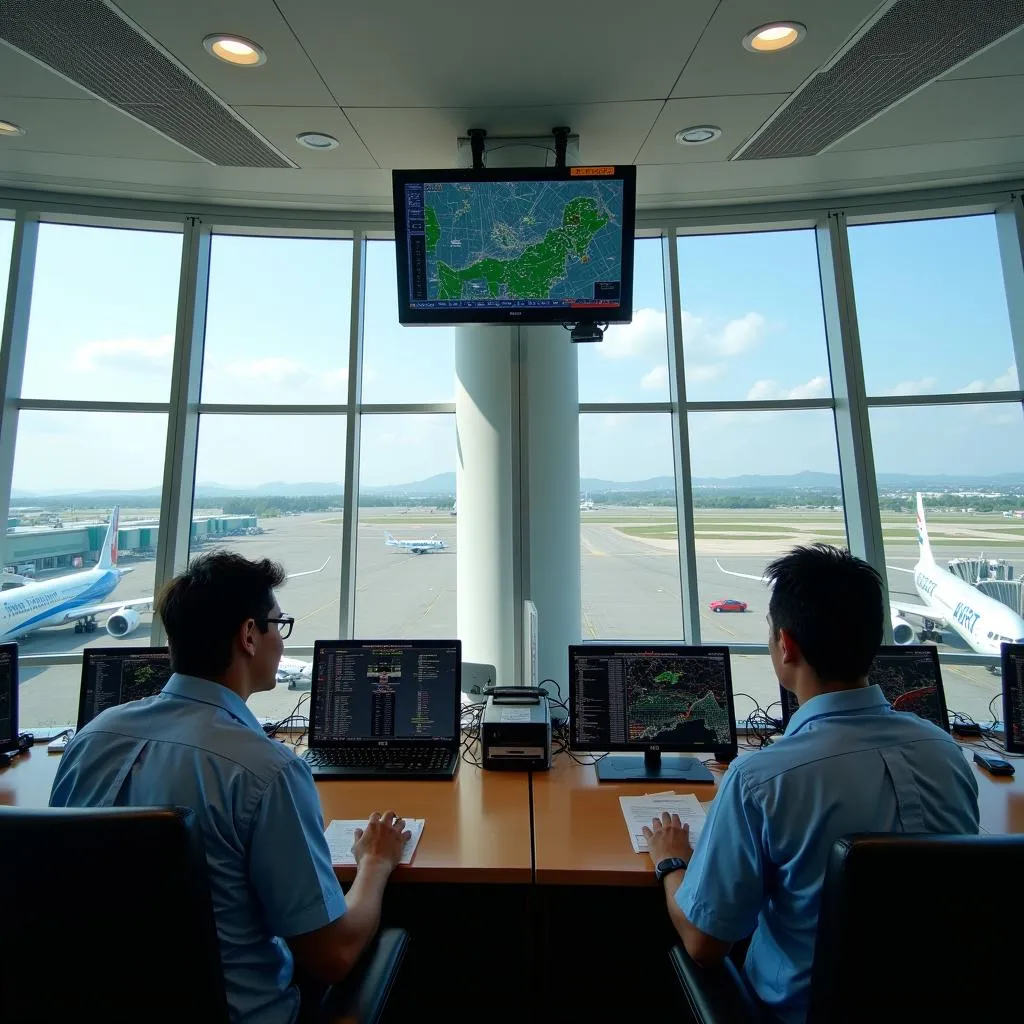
left=808, top=833, right=1024, bottom=1024
left=0, top=805, right=229, bottom=1022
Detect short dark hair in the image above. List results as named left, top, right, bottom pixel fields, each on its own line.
left=765, top=544, right=883, bottom=685
left=155, top=551, right=286, bottom=678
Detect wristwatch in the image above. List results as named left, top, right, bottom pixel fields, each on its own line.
left=655, top=856, right=688, bottom=882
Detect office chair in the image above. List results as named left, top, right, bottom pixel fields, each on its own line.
left=670, top=833, right=1024, bottom=1024
left=0, top=806, right=408, bottom=1024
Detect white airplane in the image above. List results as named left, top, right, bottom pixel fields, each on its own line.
left=715, top=493, right=1024, bottom=657
left=277, top=655, right=311, bottom=689
left=0, top=506, right=153, bottom=641
left=384, top=531, right=447, bottom=555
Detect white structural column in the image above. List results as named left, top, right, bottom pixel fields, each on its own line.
left=455, top=326, right=517, bottom=685
left=521, top=325, right=581, bottom=699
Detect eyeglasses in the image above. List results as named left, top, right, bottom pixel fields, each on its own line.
left=264, top=616, right=294, bottom=640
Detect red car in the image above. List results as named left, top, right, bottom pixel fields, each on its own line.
left=710, top=598, right=748, bottom=613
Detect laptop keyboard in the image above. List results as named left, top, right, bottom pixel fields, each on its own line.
left=302, top=747, right=455, bottom=773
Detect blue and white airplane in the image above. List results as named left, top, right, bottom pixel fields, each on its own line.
left=0, top=506, right=153, bottom=641
left=384, top=531, right=447, bottom=555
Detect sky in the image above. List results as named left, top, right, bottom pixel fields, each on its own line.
left=1, top=213, right=1022, bottom=494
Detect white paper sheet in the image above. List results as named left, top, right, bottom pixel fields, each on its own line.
left=324, top=818, right=425, bottom=866
left=618, top=793, right=707, bottom=854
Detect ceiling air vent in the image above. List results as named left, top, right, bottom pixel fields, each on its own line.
left=734, top=0, right=1024, bottom=160
left=0, top=0, right=295, bottom=168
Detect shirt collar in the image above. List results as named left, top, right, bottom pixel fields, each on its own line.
left=162, top=673, right=265, bottom=736
left=785, top=683, right=891, bottom=737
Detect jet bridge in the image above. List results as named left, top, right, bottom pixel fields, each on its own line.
left=948, top=557, right=1024, bottom=617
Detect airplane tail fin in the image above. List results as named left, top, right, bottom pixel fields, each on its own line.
left=915, top=493, right=934, bottom=564
left=96, top=506, right=120, bottom=570
left=384, top=531, right=395, bottom=545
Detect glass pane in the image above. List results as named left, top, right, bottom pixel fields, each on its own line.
left=870, top=403, right=1024, bottom=661
left=17, top=664, right=80, bottom=729
left=676, top=229, right=830, bottom=402
left=690, top=410, right=845, bottom=644
left=850, top=216, right=1017, bottom=397
left=361, top=241, right=455, bottom=404
left=730, top=654, right=786, bottom=725
left=355, top=415, right=457, bottom=638
left=940, top=661, right=1001, bottom=725
left=5, top=410, right=167, bottom=669
left=579, top=412, right=683, bottom=639
left=578, top=238, right=668, bottom=402
left=202, top=235, right=352, bottom=404
left=23, top=225, right=182, bottom=402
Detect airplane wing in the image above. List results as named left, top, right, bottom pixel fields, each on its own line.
left=889, top=599, right=947, bottom=627
left=715, top=559, right=769, bottom=584
left=286, top=557, right=331, bottom=580
left=56, top=596, right=153, bottom=625
left=886, top=565, right=914, bottom=575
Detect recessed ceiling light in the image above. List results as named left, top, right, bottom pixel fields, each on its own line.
left=296, top=131, right=340, bottom=151
left=675, top=125, right=722, bottom=145
left=0, top=120, right=25, bottom=137
left=203, top=34, right=266, bottom=66
left=743, top=22, right=806, bottom=53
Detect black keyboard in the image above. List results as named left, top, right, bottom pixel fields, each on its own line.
left=302, top=746, right=458, bottom=780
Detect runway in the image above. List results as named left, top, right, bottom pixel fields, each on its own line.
left=16, top=506, right=1015, bottom=726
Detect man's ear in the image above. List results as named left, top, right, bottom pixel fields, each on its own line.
left=777, top=626, right=802, bottom=666
left=238, top=618, right=258, bottom=658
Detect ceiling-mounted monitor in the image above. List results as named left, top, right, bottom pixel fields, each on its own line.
left=392, top=165, right=636, bottom=326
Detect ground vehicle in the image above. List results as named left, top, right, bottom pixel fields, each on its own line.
left=709, top=598, right=747, bottom=613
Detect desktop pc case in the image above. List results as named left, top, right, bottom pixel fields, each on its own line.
left=481, top=690, right=552, bottom=771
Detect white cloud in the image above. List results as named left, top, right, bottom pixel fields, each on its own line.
left=956, top=364, right=1019, bottom=394
left=600, top=308, right=665, bottom=359
left=640, top=365, right=668, bottom=390
left=687, top=363, right=726, bottom=382
left=215, top=357, right=348, bottom=397
left=714, top=312, right=767, bottom=356
left=886, top=376, right=938, bottom=397
left=71, top=334, right=174, bottom=373
left=746, top=375, right=829, bottom=401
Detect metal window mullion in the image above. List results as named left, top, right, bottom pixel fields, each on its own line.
left=817, top=212, right=891, bottom=639
left=338, top=233, right=365, bottom=639
left=995, top=193, right=1024, bottom=405
left=511, top=326, right=527, bottom=686
left=665, top=231, right=700, bottom=643
left=0, top=212, right=38, bottom=567
left=151, top=217, right=210, bottom=644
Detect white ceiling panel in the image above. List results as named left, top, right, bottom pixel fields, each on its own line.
left=276, top=0, right=718, bottom=107
left=0, top=98, right=202, bottom=161
left=0, top=44, right=94, bottom=100
left=943, top=25, right=1024, bottom=80
left=834, top=77, right=1024, bottom=152
left=672, top=0, right=883, bottom=98
left=346, top=103, right=664, bottom=169
left=232, top=107, right=377, bottom=169
left=637, top=94, right=788, bottom=164
left=111, top=0, right=337, bottom=107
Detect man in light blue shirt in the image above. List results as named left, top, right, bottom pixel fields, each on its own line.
left=645, top=545, right=979, bottom=1024
left=51, top=552, right=409, bottom=1024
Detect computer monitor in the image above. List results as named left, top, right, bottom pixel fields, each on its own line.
left=392, top=165, right=636, bottom=326
left=77, top=647, right=171, bottom=730
left=1000, top=643, right=1024, bottom=753
left=0, top=643, right=18, bottom=754
left=777, top=645, right=949, bottom=732
left=568, top=644, right=737, bottom=782
left=309, top=640, right=461, bottom=746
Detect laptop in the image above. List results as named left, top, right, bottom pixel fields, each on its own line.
left=78, top=647, right=171, bottom=731
left=302, top=639, right=461, bottom=780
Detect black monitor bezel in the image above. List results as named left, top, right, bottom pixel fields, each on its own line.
left=0, top=642, right=18, bottom=753
left=567, top=643, right=738, bottom=758
left=77, top=645, right=170, bottom=731
left=1001, top=643, right=1024, bottom=753
left=310, top=638, right=462, bottom=748
left=391, top=165, right=637, bottom=326
left=778, top=644, right=949, bottom=733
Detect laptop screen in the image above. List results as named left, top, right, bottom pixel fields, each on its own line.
left=78, top=647, right=171, bottom=730
left=310, top=640, right=461, bottom=745
left=0, top=644, right=18, bottom=754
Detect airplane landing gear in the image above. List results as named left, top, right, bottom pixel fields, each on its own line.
left=75, top=617, right=98, bottom=634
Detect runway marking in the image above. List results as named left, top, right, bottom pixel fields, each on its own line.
left=582, top=609, right=599, bottom=638
left=295, top=597, right=339, bottom=623
left=702, top=613, right=738, bottom=640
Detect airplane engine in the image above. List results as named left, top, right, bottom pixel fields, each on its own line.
left=891, top=615, right=915, bottom=645
left=106, top=607, right=141, bottom=637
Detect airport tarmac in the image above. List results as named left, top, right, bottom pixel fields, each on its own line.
left=16, top=506, right=1016, bottom=726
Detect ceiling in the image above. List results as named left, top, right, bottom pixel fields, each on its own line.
left=0, top=0, right=1023, bottom=213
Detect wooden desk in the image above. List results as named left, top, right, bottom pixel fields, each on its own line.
left=0, top=747, right=533, bottom=884
left=532, top=745, right=1024, bottom=886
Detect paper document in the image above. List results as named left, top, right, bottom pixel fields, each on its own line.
left=618, top=793, right=707, bottom=854
left=324, top=818, right=425, bottom=866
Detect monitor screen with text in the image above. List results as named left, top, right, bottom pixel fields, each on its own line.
left=78, top=648, right=171, bottom=730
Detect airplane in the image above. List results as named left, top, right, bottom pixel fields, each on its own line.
left=715, top=492, right=1024, bottom=658
left=384, top=531, right=447, bottom=555
left=276, top=655, right=311, bottom=689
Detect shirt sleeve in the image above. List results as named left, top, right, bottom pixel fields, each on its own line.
left=249, top=758, right=347, bottom=938
left=676, top=766, right=766, bottom=943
